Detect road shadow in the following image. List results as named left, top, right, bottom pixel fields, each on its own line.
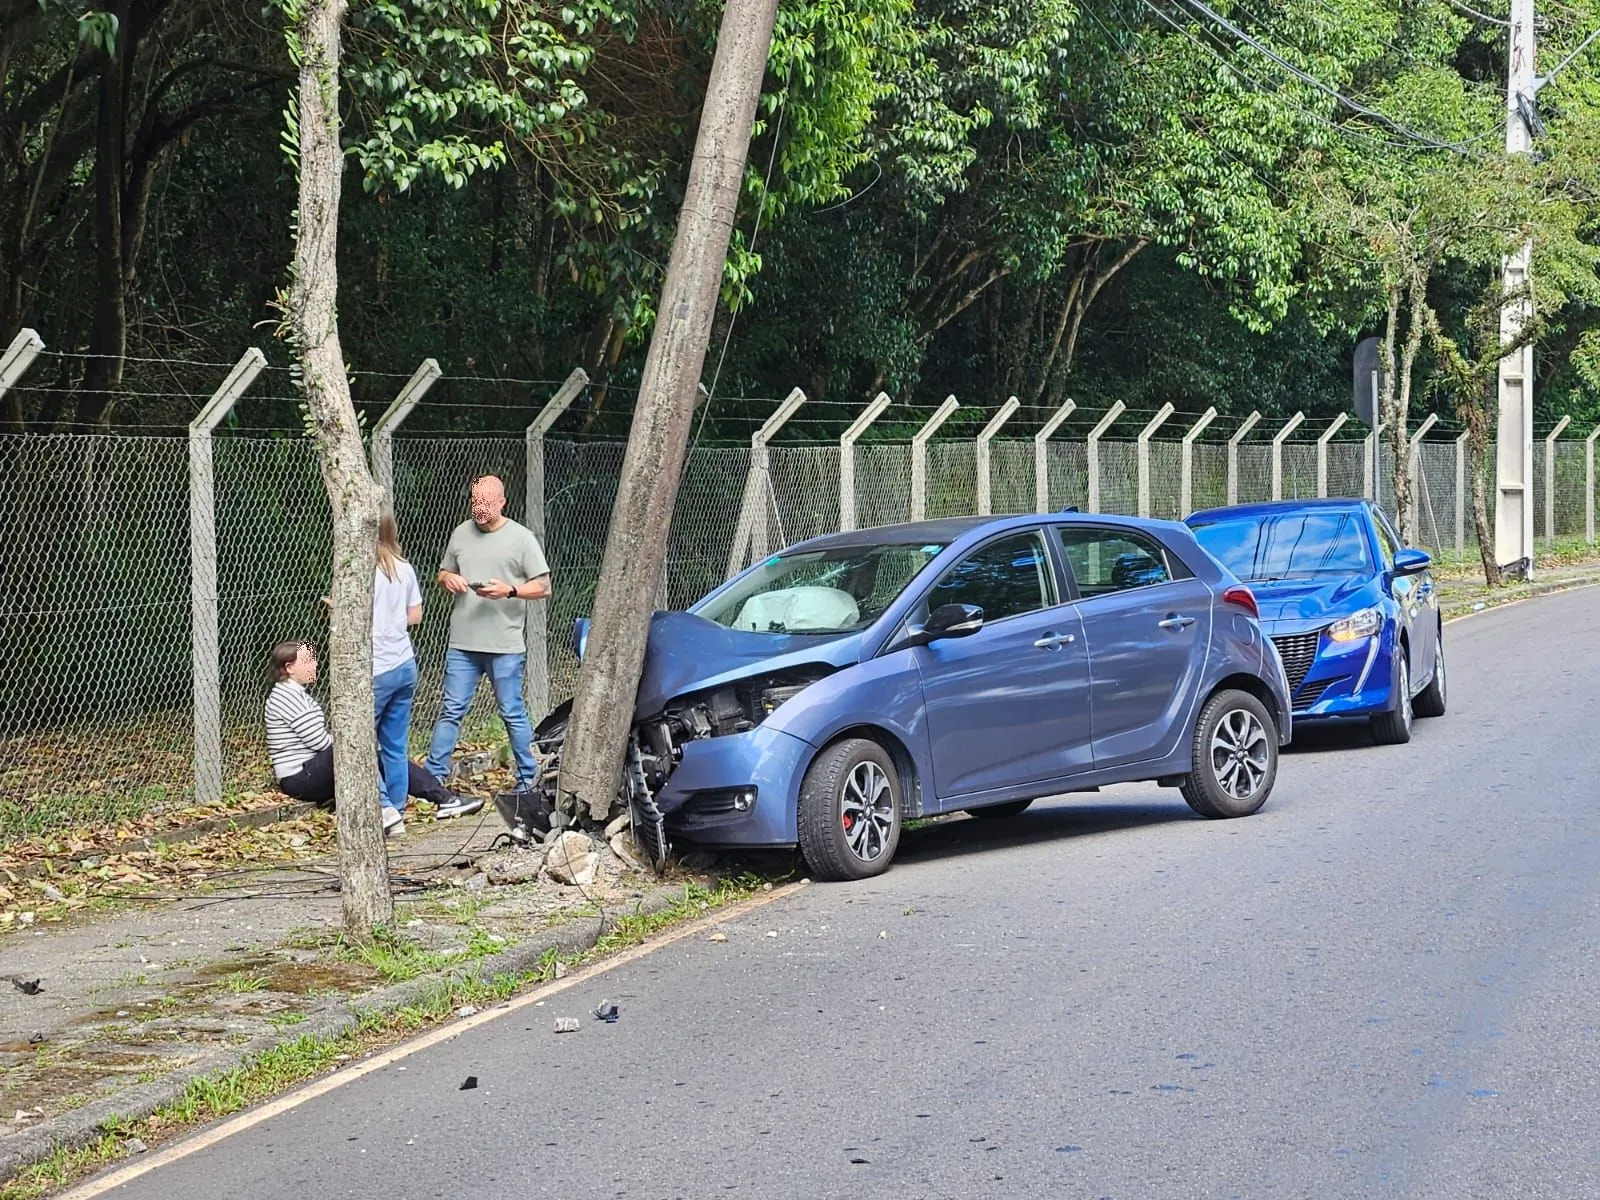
left=1283, top=719, right=1380, bottom=755
left=894, top=796, right=1194, bottom=867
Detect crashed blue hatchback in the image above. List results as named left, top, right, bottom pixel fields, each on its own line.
left=498, top=513, right=1292, bottom=881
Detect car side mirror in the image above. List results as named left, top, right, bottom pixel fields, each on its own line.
left=905, top=603, right=984, bottom=648
left=1392, top=548, right=1431, bottom=577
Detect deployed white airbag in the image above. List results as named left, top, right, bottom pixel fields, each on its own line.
left=733, top=586, right=860, bottom=632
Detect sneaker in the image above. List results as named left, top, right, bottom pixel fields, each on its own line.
left=434, top=793, right=485, bottom=820
left=382, top=807, right=405, bottom=839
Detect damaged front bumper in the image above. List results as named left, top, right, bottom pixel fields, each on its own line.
left=494, top=709, right=814, bottom=867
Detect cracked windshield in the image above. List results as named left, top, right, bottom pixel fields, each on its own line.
left=696, top=543, right=945, bottom=633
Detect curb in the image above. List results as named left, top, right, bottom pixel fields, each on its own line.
left=0, top=881, right=692, bottom=1183
left=1441, top=571, right=1600, bottom=624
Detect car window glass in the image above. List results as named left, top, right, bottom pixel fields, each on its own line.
left=1190, top=511, right=1373, bottom=581
left=1372, top=512, right=1397, bottom=568
left=1055, top=528, right=1173, bottom=596
left=926, top=532, right=1055, bottom=623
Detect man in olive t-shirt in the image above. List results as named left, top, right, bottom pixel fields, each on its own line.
left=424, top=475, right=551, bottom=793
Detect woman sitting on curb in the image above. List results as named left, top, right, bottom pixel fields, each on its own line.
left=264, top=640, right=481, bottom=837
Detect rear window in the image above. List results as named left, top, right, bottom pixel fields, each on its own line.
left=1191, top=511, right=1372, bottom=581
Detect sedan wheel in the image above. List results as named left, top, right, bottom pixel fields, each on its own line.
left=1181, top=689, right=1278, bottom=819
left=797, top=738, right=902, bottom=881
left=1413, top=633, right=1447, bottom=719
left=1371, top=654, right=1413, bottom=745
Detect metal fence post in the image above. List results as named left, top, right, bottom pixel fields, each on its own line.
left=1085, top=402, right=1126, bottom=514
left=1316, top=413, right=1349, bottom=498
left=910, top=395, right=960, bottom=521
left=1545, top=416, right=1571, bottom=545
left=1587, top=426, right=1600, bottom=545
left=726, top=388, right=807, bottom=578
left=523, top=368, right=589, bottom=714
left=1136, top=403, right=1175, bottom=517
left=975, top=397, right=1020, bottom=515
left=1033, top=398, right=1076, bottom=512
left=839, top=392, right=891, bottom=532
left=1227, top=411, right=1261, bottom=505
left=370, top=359, right=441, bottom=503
left=1269, top=411, right=1305, bottom=501
left=1179, top=407, right=1217, bottom=518
left=189, top=349, right=266, bottom=805
left=1455, top=431, right=1470, bottom=554
left=1406, top=414, right=1438, bottom=538
left=0, top=329, right=44, bottom=404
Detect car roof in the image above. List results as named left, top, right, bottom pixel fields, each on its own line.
left=784, top=511, right=1188, bottom=555
left=1186, top=499, right=1369, bottom=525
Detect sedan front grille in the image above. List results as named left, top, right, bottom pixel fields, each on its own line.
left=1271, top=630, right=1324, bottom=692
left=1293, top=674, right=1347, bottom=711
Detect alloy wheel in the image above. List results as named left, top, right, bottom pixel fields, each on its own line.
left=840, top=760, right=895, bottom=863
left=1209, top=708, right=1270, bottom=802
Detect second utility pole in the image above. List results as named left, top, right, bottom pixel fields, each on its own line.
left=1495, top=0, right=1536, bottom=578
left=555, top=0, right=781, bottom=824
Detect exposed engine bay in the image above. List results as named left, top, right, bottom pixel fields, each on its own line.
left=493, top=665, right=835, bottom=869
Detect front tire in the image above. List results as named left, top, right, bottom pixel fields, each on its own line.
left=1181, top=690, right=1277, bottom=819
left=1413, top=633, right=1447, bottom=719
left=1371, top=653, right=1414, bottom=745
left=797, top=738, right=902, bottom=881
left=966, top=799, right=1034, bottom=820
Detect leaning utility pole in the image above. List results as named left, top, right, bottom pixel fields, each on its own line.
left=555, top=0, right=781, bottom=823
left=1495, top=0, right=1537, bottom=578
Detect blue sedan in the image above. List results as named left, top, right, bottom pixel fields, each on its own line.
left=501, top=513, right=1292, bottom=880
left=1185, top=500, right=1446, bottom=746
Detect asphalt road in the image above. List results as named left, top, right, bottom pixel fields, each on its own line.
left=87, top=588, right=1600, bottom=1200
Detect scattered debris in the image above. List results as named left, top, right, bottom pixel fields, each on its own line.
left=765, top=930, right=777, bottom=939
left=481, top=845, right=547, bottom=886
left=27, top=1032, right=43, bottom=1045
left=603, top=812, right=632, bottom=841
left=553, top=1017, right=580, bottom=1034
left=11, top=1109, right=39, bottom=1123
left=4, top=976, right=43, bottom=995
left=459, top=1076, right=479, bottom=1090
left=608, top=834, right=644, bottom=873
left=38, top=882, right=65, bottom=903
left=463, top=872, right=489, bottom=893
left=593, top=1001, right=619, bottom=1023
left=124, top=1138, right=148, bottom=1155
left=115, top=1010, right=130, bottom=1018
left=879, top=931, right=887, bottom=939
left=456, top=1005, right=479, bottom=1019
left=553, top=960, right=569, bottom=979
left=708, top=932, right=728, bottom=943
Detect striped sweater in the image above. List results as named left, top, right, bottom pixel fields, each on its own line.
left=264, top=682, right=331, bottom=779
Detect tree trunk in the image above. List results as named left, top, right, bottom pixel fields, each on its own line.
left=555, top=0, right=780, bottom=824
left=1389, top=273, right=1427, bottom=545
left=287, top=0, right=391, bottom=933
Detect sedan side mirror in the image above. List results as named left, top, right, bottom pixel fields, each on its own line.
left=904, top=602, right=985, bottom=648
left=1392, top=548, right=1432, bottom=577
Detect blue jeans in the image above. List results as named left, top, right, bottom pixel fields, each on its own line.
left=425, top=649, right=539, bottom=790
left=374, top=659, right=418, bottom=816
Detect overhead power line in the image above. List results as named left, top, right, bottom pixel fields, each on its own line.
left=1439, top=0, right=1512, bottom=27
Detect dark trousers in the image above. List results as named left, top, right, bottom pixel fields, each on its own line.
left=278, top=747, right=451, bottom=807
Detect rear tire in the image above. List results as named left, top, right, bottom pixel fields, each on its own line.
left=797, top=738, right=902, bottom=882
left=1413, top=633, right=1446, bottom=719
left=1180, top=689, right=1277, bottom=819
left=965, top=799, right=1034, bottom=820
left=1371, top=653, right=1414, bottom=745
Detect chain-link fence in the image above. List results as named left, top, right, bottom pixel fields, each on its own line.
left=2, top=406, right=1594, bottom=842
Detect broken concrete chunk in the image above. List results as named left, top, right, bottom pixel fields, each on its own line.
left=608, top=834, right=643, bottom=873
left=708, top=932, right=728, bottom=943
left=603, top=812, right=632, bottom=841
left=482, top=845, right=547, bottom=886
left=553, top=1017, right=580, bottom=1034
left=463, top=872, right=489, bottom=893
left=544, top=831, right=599, bottom=887
left=125, top=1138, right=148, bottom=1155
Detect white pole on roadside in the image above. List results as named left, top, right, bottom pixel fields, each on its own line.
left=1179, top=407, right=1218, bottom=519
left=1455, top=431, right=1470, bottom=555
left=910, top=396, right=960, bottom=521
left=839, top=391, right=892, bottom=532
left=523, top=367, right=590, bottom=716
left=1033, top=398, right=1076, bottom=513
left=1136, top=403, right=1175, bottom=518
left=1316, top=413, right=1349, bottom=498
left=1269, top=411, right=1305, bottom=501
left=975, top=397, right=1020, bottom=516
left=1227, top=411, right=1261, bottom=505
left=726, top=388, right=807, bottom=578
left=370, top=359, right=442, bottom=504
left=1586, top=425, right=1600, bottom=545
left=1085, top=402, right=1126, bottom=514
left=1407, top=414, right=1439, bottom=540
left=1544, top=415, right=1571, bottom=544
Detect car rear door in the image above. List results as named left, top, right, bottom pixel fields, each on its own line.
left=913, top=529, right=1093, bottom=801
left=1054, top=525, right=1213, bottom=770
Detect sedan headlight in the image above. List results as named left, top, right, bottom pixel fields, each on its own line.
left=1328, top=606, right=1381, bottom=642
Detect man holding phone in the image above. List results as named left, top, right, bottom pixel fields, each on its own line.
left=425, top=474, right=551, bottom=796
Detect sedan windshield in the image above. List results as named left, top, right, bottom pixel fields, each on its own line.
left=696, top=542, right=946, bottom=634
left=1191, top=511, right=1372, bottom=581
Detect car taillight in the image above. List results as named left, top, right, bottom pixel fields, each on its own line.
left=1222, top=584, right=1259, bottom=619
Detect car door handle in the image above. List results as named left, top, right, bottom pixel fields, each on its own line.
left=1034, top=632, right=1076, bottom=649
left=1158, top=615, right=1196, bottom=631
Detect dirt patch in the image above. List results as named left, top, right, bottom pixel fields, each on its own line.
left=259, top=960, right=378, bottom=996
